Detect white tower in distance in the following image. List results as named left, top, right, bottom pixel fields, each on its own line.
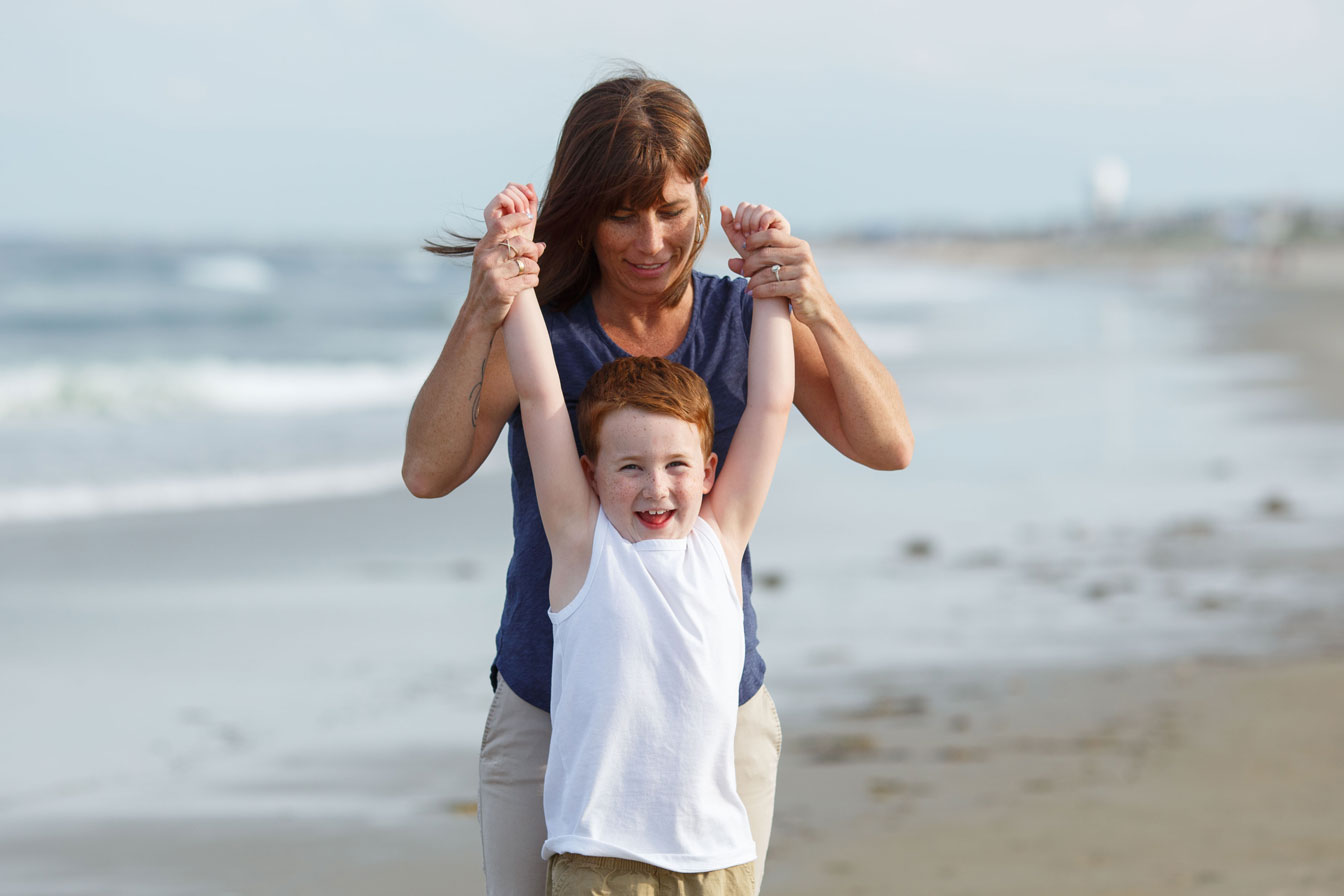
left=1089, top=156, right=1131, bottom=224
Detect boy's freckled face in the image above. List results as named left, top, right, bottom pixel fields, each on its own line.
left=582, top=407, right=716, bottom=543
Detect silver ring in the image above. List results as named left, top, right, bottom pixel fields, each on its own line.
left=771, top=264, right=781, bottom=282
left=515, top=258, right=526, bottom=274
left=505, top=239, right=518, bottom=259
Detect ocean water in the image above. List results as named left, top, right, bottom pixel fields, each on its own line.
left=0, top=240, right=456, bottom=522
left=4, top=238, right=1333, bottom=526
left=2, top=237, right=1342, bottom=834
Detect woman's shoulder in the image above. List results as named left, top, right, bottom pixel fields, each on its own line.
left=693, top=270, right=752, bottom=320
left=693, top=269, right=748, bottom=301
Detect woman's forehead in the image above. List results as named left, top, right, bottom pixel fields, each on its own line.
left=616, top=173, right=699, bottom=210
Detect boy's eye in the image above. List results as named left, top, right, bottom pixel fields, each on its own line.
left=619, top=463, right=640, bottom=471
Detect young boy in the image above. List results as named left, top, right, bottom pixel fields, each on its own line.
left=499, top=192, right=794, bottom=896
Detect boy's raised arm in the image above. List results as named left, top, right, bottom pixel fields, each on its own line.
left=495, top=194, right=594, bottom=556
left=502, top=286, right=594, bottom=552
left=705, top=205, right=796, bottom=555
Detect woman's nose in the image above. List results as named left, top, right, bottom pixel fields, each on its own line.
left=634, top=216, right=662, bottom=254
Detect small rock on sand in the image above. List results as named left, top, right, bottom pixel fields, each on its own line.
left=936, top=745, right=989, bottom=763
left=444, top=800, right=478, bottom=816
left=1261, top=493, right=1292, bottom=517
left=903, top=537, right=935, bottom=559
left=843, top=694, right=929, bottom=719
left=797, top=733, right=880, bottom=763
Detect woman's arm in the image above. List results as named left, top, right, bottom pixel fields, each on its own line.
left=402, top=184, right=542, bottom=498
left=732, top=228, right=914, bottom=471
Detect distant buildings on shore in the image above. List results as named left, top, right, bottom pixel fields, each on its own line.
left=845, top=199, right=1344, bottom=249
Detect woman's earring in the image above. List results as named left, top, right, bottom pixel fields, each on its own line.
left=695, top=213, right=706, bottom=243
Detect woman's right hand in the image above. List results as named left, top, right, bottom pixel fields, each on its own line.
left=466, top=182, right=546, bottom=331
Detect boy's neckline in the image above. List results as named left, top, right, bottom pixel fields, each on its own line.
left=598, top=506, right=699, bottom=550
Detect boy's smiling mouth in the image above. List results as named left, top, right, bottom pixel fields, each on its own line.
left=637, top=509, right=673, bottom=529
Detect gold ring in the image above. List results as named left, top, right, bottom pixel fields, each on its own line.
left=515, top=258, right=526, bottom=274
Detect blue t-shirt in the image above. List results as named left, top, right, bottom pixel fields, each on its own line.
left=499, top=271, right=765, bottom=711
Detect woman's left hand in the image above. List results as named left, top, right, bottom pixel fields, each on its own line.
left=720, top=203, right=834, bottom=330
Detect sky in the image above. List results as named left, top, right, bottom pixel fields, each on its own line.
left=2, top=0, right=1341, bottom=243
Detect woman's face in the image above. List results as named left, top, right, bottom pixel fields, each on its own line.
left=591, top=173, right=705, bottom=307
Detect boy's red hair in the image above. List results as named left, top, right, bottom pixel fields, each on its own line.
left=578, top=356, right=715, bottom=461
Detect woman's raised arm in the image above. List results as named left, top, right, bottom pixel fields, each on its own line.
left=731, top=225, right=914, bottom=471
left=402, top=184, right=543, bottom=498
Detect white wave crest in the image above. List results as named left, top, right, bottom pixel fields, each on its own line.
left=0, top=462, right=402, bottom=524
left=0, top=359, right=428, bottom=420
left=179, top=253, right=275, bottom=294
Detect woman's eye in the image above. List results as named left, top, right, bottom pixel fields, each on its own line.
left=659, top=208, right=685, bottom=220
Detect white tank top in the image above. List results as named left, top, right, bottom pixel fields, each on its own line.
left=541, top=508, right=756, bottom=873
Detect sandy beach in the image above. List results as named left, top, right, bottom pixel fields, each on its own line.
left=2, top=239, right=1342, bottom=895
left=769, top=655, right=1344, bottom=896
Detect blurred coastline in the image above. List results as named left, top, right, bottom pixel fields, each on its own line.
left=2, top=208, right=1343, bottom=894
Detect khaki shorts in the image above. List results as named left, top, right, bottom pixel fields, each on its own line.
left=547, top=854, right=755, bottom=896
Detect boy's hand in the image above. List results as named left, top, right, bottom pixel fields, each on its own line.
left=720, top=202, right=790, bottom=262
left=486, top=182, right=539, bottom=241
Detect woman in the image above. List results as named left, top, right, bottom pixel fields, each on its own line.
left=404, top=69, right=912, bottom=896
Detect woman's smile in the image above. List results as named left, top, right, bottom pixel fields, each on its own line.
left=628, top=260, right=670, bottom=277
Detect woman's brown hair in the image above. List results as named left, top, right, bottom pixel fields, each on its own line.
left=426, top=66, right=712, bottom=311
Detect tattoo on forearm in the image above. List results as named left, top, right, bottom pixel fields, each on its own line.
left=467, top=335, right=494, bottom=427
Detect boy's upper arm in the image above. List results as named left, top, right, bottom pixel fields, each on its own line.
left=500, top=291, right=597, bottom=571
left=704, top=298, right=794, bottom=556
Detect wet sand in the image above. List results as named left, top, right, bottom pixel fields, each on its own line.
left=7, top=650, right=1341, bottom=895
left=767, top=656, right=1344, bottom=895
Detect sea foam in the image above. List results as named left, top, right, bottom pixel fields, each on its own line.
left=0, top=461, right=403, bottom=524
left=0, top=359, right=428, bottom=420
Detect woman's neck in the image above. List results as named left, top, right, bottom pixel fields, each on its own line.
left=591, top=280, right=695, bottom=357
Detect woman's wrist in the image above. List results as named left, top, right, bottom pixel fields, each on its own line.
left=792, top=285, right=841, bottom=334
